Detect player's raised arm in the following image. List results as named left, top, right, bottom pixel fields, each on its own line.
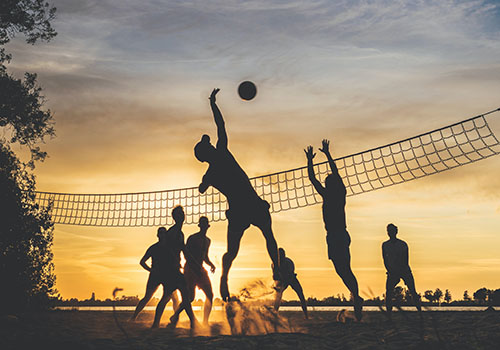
left=139, top=248, right=152, bottom=272
left=209, top=88, right=228, bottom=149
left=305, top=146, right=325, bottom=196
left=319, top=139, right=345, bottom=188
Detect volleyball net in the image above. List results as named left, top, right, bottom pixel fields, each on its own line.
left=34, top=109, right=500, bottom=226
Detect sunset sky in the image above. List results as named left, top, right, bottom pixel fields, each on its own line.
left=6, top=0, right=500, bottom=301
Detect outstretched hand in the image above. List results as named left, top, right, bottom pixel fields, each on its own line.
left=304, top=146, right=316, bottom=161
left=319, top=139, right=330, bottom=154
left=209, top=88, right=220, bottom=103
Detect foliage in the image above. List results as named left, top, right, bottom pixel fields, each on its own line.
left=424, top=290, right=435, bottom=303
left=0, top=0, right=56, bottom=70
left=0, top=142, right=55, bottom=313
left=0, top=0, right=57, bottom=313
left=0, top=71, right=55, bottom=167
left=473, top=288, right=488, bottom=304
left=444, top=289, right=452, bottom=304
left=433, top=288, right=443, bottom=305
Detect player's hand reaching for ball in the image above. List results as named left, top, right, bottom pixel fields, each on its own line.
left=304, top=146, right=316, bottom=161
left=209, top=88, right=220, bottom=103
left=319, top=139, right=330, bottom=154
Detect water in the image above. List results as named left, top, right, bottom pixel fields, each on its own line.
left=54, top=305, right=493, bottom=312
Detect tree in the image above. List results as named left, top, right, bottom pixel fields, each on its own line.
left=444, top=289, right=452, bottom=304
left=473, top=288, right=489, bottom=305
left=424, top=290, right=435, bottom=303
left=463, top=290, right=471, bottom=302
left=0, top=0, right=57, bottom=313
left=434, top=288, right=443, bottom=305
left=491, top=289, right=500, bottom=306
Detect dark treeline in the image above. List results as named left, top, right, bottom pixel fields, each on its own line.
left=282, top=287, right=500, bottom=307
left=53, top=287, right=500, bottom=308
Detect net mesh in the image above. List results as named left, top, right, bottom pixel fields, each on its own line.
left=34, top=113, right=500, bottom=226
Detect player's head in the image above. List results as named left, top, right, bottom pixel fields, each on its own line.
left=325, top=174, right=343, bottom=192
left=172, top=205, right=185, bottom=224
left=387, top=223, right=398, bottom=238
left=157, top=226, right=168, bottom=241
left=198, top=216, right=210, bottom=230
left=194, top=134, right=216, bottom=163
left=278, top=248, right=286, bottom=258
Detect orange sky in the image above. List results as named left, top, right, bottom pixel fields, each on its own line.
left=6, top=0, right=500, bottom=301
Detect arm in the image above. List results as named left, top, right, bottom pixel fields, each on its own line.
left=382, top=243, right=390, bottom=273
left=209, top=88, right=228, bottom=150
left=319, top=139, right=345, bottom=187
left=403, top=242, right=409, bottom=268
left=204, top=239, right=216, bottom=273
left=304, top=145, right=325, bottom=196
left=139, top=249, right=152, bottom=272
left=199, top=173, right=210, bottom=194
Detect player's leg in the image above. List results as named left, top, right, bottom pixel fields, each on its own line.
left=168, top=290, right=181, bottom=326
left=290, top=278, right=308, bottom=319
left=198, top=271, right=214, bottom=325
left=273, top=282, right=286, bottom=312
left=385, top=274, right=400, bottom=317
left=176, top=278, right=199, bottom=329
left=221, top=223, right=245, bottom=301
left=170, top=268, right=196, bottom=326
left=330, top=243, right=363, bottom=321
left=403, top=272, right=422, bottom=312
left=131, top=276, right=159, bottom=320
left=254, top=207, right=280, bottom=280
left=152, top=285, right=173, bottom=328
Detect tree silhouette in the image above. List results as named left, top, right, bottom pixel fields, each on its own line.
left=444, top=289, right=452, bottom=304
left=434, top=288, right=443, bottom=305
left=0, top=0, right=57, bottom=313
left=473, top=288, right=488, bottom=304
left=424, top=290, right=435, bottom=303
left=463, top=290, right=471, bottom=302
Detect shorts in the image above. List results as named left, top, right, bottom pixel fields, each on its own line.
left=386, top=269, right=414, bottom=288
left=226, top=199, right=271, bottom=232
left=326, top=230, right=351, bottom=262
left=184, top=264, right=213, bottom=301
left=146, top=269, right=186, bottom=294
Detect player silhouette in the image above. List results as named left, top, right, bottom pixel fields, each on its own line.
left=194, top=88, right=280, bottom=301
left=305, top=139, right=363, bottom=321
left=383, top=223, right=422, bottom=318
left=131, top=206, right=198, bottom=329
left=169, top=216, right=216, bottom=326
left=273, top=248, right=308, bottom=319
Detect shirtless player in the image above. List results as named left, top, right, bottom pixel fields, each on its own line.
left=169, top=216, right=216, bottom=325
left=305, top=139, right=363, bottom=321
left=194, top=88, right=280, bottom=301
left=382, top=223, right=421, bottom=318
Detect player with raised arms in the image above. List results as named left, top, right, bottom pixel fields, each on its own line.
left=305, top=139, right=363, bottom=321
left=194, top=88, right=280, bottom=301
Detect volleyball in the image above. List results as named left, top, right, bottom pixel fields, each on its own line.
left=238, top=81, right=257, bottom=101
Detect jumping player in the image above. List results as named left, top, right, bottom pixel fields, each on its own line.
left=305, top=139, right=363, bottom=321
left=382, top=223, right=421, bottom=318
left=273, top=248, right=308, bottom=319
left=194, top=88, right=280, bottom=301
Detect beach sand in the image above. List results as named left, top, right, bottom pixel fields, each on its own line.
left=1, top=308, right=499, bottom=349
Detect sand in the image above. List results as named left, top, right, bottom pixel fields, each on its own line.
left=1, top=308, right=499, bottom=350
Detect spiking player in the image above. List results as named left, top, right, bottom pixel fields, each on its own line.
left=194, top=88, right=280, bottom=301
